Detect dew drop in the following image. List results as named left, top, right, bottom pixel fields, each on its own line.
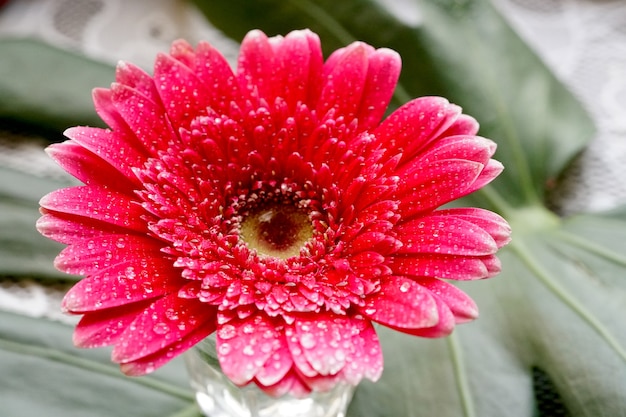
left=165, top=308, right=179, bottom=321
left=153, top=323, right=169, bottom=335
left=243, top=345, right=255, bottom=356
left=399, top=282, right=411, bottom=293
left=300, top=333, right=316, bottom=349
left=218, top=342, right=232, bottom=355
left=218, top=324, right=236, bottom=340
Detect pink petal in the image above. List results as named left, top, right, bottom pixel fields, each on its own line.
left=407, top=135, right=496, bottom=171
left=109, top=82, right=177, bottom=155
left=73, top=300, right=152, bottom=348
left=374, top=96, right=461, bottom=164
left=40, top=186, right=147, bottom=232
left=62, top=255, right=181, bottom=313
left=317, top=42, right=373, bottom=122
left=168, top=39, right=196, bottom=69
left=389, top=254, right=500, bottom=280
left=355, top=48, right=401, bottom=131
left=361, top=275, right=438, bottom=329
left=396, top=213, right=499, bottom=256
left=258, top=370, right=311, bottom=398
left=253, top=333, right=293, bottom=387
left=153, top=52, right=207, bottom=129
left=112, top=294, right=217, bottom=364
left=460, top=158, right=504, bottom=196
left=115, top=61, right=159, bottom=100
left=400, top=293, right=456, bottom=338
left=287, top=313, right=382, bottom=384
left=437, top=113, right=479, bottom=137
left=271, top=29, right=323, bottom=110
left=394, top=159, right=483, bottom=216
left=64, top=126, right=147, bottom=185
left=37, top=212, right=129, bottom=245
left=436, top=207, right=511, bottom=248
left=46, top=141, right=133, bottom=194
left=415, top=277, right=478, bottom=323
left=121, top=326, right=213, bottom=376
left=216, top=313, right=281, bottom=386
left=237, top=30, right=277, bottom=102
left=194, top=41, right=242, bottom=114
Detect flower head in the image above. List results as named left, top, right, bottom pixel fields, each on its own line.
left=38, top=29, right=510, bottom=396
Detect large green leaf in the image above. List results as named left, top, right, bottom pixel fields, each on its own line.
left=0, top=165, right=77, bottom=279
left=0, top=310, right=201, bottom=417
left=0, top=38, right=113, bottom=134
left=349, top=207, right=626, bottom=416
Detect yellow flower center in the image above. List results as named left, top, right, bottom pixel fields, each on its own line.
left=240, top=203, right=313, bottom=259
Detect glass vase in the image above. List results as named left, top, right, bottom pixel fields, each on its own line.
left=184, top=336, right=355, bottom=417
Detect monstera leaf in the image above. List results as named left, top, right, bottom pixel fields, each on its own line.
left=1, top=0, right=625, bottom=416
left=0, top=310, right=200, bottom=417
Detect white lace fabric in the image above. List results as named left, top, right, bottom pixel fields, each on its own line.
left=0, top=0, right=625, bottom=319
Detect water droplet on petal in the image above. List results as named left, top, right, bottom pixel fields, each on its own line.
left=219, top=342, right=232, bottom=355
left=218, top=324, right=236, bottom=340
left=153, top=323, right=169, bottom=335
left=243, top=345, right=255, bottom=356
left=400, top=282, right=411, bottom=292
left=165, top=308, right=179, bottom=321
left=300, top=333, right=316, bottom=349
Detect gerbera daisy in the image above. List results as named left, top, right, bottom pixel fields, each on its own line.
left=37, top=29, right=510, bottom=396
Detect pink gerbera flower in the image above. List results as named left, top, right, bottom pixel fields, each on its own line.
left=37, top=29, right=510, bottom=396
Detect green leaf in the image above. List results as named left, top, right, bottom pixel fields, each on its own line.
left=0, top=38, right=114, bottom=135
left=349, top=208, right=626, bottom=416
left=0, top=310, right=201, bottom=417
left=0, top=165, right=77, bottom=280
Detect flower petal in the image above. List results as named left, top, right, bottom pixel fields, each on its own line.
left=272, top=29, right=323, bottom=110
left=64, top=126, right=147, bottom=185
left=317, top=42, right=373, bottom=122
left=37, top=213, right=127, bottom=245
left=62, top=256, right=180, bottom=313
left=237, top=30, right=276, bottom=102
left=355, top=48, right=401, bottom=130
left=415, top=277, right=478, bottom=323
left=361, top=275, right=438, bottom=329
left=40, top=186, right=148, bottom=232
left=436, top=207, right=512, bottom=248
left=194, top=41, right=242, bottom=114
left=46, top=141, right=133, bottom=194
left=396, top=213, right=499, bottom=257
left=112, top=295, right=217, bottom=364
left=121, top=326, right=212, bottom=376
left=110, top=82, right=177, bottom=155
left=254, top=333, right=293, bottom=387
left=389, top=253, right=501, bottom=280
left=374, top=96, right=461, bottom=164
left=395, top=159, right=484, bottom=216
left=216, top=313, right=281, bottom=386
left=287, top=313, right=383, bottom=384
left=73, top=300, right=152, bottom=348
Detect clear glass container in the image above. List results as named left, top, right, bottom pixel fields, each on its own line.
left=184, top=336, right=355, bottom=417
